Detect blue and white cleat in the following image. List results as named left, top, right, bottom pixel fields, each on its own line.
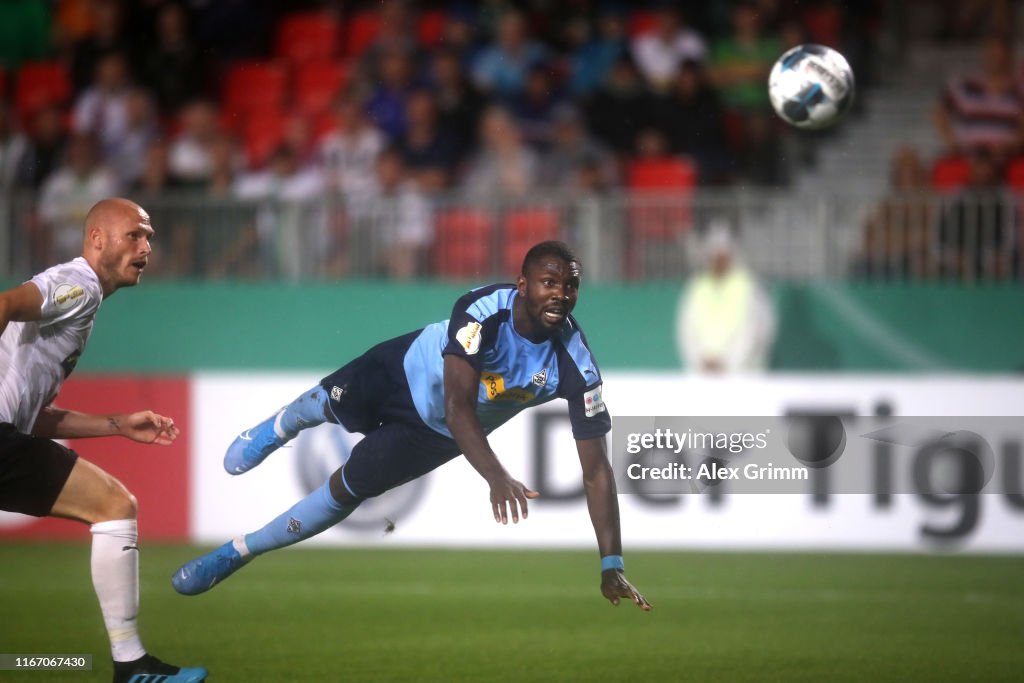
left=223, top=410, right=287, bottom=475
left=172, top=540, right=251, bottom=596
left=112, top=654, right=207, bottom=682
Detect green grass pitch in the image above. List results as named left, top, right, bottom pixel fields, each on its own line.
left=1, top=543, right=1022, bottom=682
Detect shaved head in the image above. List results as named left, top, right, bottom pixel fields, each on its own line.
left=82, top=198, right=154, bottom=295
left=84, top=197, right=146, bottom=240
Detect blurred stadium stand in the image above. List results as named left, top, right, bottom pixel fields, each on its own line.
left=1, top=1, right=1022, bottom=285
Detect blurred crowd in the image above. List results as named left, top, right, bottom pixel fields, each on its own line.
left=854, top=33, right=1024, bottom=282
left=0, top=0, right=880, bottom=278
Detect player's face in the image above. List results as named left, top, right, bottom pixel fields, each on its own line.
left=516, top=257, right=580, bottom=341
left=100, top=209, right=154, bottom=290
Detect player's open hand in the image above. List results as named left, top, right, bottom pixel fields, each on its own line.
left=118, top=411, right=180, bottom=445
left=601, top=570, right=652, bottom=611
left=487, top=474, right=539, bottom=525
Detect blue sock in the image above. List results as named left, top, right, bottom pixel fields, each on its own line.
left=276, top=385, right=332, bottom=440
left=243, top=480, right=358, bottom=555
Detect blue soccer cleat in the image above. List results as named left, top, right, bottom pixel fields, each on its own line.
left=112, top=654, right=207, bottom=682
left=223, top=410, right=287, bottom=475
left=172, top=540, right=251, bottom=596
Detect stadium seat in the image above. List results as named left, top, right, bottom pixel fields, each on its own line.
left=1006, top=157, right=1024, bottom=190
left=626, top=157, right=696, bottom=278
left=345, top=11, right=381, bottom=58
left=417, top=10, right=446, bottom=48
left=311, top=109, right=339, bottom=140
left=242, top=111, right=287, bottom=168
left=502, top=208, right=561, bottom=275
left=628, top=10, right=655, bottom=37
left=802, top=5, right=843, bottom=47
left=293, top=61, right=350, bottom=117
left=14, top=61, right=71, bottom=121
left=432, top=208, right=494, bottom=278
left=275, top=13, right=340, bottom=65
left=627, top=157, right=698, bottom=191
left=931, top=156, right=971, bottom=192
left=223, top=62, right=287, bottom=119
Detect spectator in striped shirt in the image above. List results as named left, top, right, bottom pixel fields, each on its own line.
left=934, top=36, right=1024, bottom=165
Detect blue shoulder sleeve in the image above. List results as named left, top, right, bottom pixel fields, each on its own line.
left=556, top=316, right=610, bottom=440
left=442, top=284, right=514, bottom=371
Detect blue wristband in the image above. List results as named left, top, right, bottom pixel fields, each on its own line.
left=600, top=555, right=624, bottom=572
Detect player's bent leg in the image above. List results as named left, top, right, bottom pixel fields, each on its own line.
left=49, top=458, right=136, bottom=523
left=175, top=421, right=460, bottom=596
left=48, top=458, right=208, bottom=681
left=223, top=385, right=332, bottom=475
left=172, top=478, right=358, bottom=596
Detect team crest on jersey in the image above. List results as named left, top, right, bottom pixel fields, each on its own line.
left=456, top=321, right=482, bottom=355
left=531, top=369, right=548, bottom=387
left=53, top=283, right=86, bottom=311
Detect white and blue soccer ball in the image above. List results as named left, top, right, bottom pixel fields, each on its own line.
left=768, top=44, right=855, bottom=130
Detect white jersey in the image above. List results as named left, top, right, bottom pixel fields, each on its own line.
left=0, top=257, right=103, bottom=432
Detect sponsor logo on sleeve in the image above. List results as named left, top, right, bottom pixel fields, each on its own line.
left=532, top=369, right=548, bottom=387
left=53, top=283, right=86, bottom=311
left=584, top=384, right=606, bottom=417
left=456, top=321, right=483, bottom=355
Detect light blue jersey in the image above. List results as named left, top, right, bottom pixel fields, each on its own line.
left=403, top=284, right=610, bottom=440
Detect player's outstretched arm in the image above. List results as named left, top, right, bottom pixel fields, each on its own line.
left=443, top=354, right=538, bottom=524
left=577, top=437, right=652, bottom=611
left=32, top=407, right=179, bottom=444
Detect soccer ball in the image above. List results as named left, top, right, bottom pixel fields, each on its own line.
left=767, top=44, right=855, bottom=130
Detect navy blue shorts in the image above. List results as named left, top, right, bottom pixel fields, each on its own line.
left=321, top=331, right=462, bottom=499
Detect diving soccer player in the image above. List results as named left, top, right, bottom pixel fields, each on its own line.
left=173, top=241, right=650, bottom=611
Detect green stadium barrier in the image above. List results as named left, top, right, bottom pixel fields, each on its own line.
left=46, top=282, right=1024, bottom=373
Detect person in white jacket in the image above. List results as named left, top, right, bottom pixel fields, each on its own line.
left=677, top=224, right=776, bottom=373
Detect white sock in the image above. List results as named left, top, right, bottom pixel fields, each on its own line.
left=90, top=519, right=146, bottom=662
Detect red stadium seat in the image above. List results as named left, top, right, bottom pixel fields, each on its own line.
left=14, top=61, right=71, bottom=121
left=243, top=111, right=287, bottom=168
left=626, top=157, right=696, bottom=277
left=345, top=11, right=381, bottom=58
left=223, top=62, right=287, bottom=119
left=417, top=10, right=446, bottom=48
left=627, top=156, right=697, bottom=190
left=293, top=61, right=350, bottom=117
left=628, top=10, right=655, bottom=37
left=1007, top=157, right=1024, bottom=190
left=433, top=208, right=494, bottom=278
left=502, top=208, right=561, bottom=275
left=802, top=5, right=843, bottom=47
left=312, top=109, right=340, bottom=140
left=931, top=156, right=971, bottom=192
left=275, top=13, right=340, bottom=65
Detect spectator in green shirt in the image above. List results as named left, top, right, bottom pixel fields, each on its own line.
left=710, top=1, right=781, bottom=113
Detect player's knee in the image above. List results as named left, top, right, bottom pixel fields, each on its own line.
left=100, top=478, right=137, bottom=521
left=328, top=469, right=360, bottom=506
